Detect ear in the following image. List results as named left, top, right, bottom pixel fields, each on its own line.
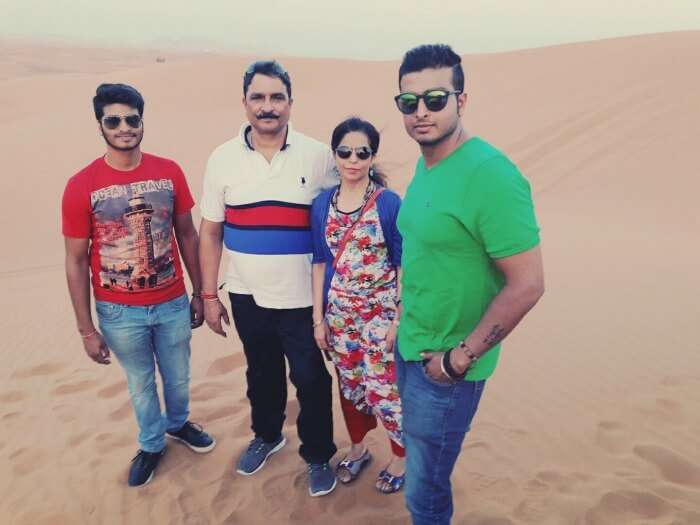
left=288, top=97, right=293, bottom=107
left=456, top=92, right=468, bottom=116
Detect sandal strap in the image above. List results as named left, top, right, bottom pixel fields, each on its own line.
left=336, top=450, right=371, bottom=476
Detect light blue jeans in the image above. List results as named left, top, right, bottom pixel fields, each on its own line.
left=396, top=350, right=486, bottom=525
left=96, top=293, right=192, bottom=452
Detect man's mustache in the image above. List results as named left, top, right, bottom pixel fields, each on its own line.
left=256, top=112, right=279, bottom=120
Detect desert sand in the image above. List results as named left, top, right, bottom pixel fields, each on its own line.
left=1, top=32, right=699, bottom=525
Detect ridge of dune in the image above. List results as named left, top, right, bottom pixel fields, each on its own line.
left=1, top=31, right=699, bottom=525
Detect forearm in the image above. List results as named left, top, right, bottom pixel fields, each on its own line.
left=312, top=263, right=326, bottom=323
left=176, top=230, right=202, bottom=293
left=395, top=266, right=403, bottom=319
left=198, top=225, right=223, bottom=294
left=459, top=282, right=543, bottom=360
left=65, top=255, right=95, bottom=333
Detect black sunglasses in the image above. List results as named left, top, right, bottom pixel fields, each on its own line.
left=101, top=115, right=142, bottom=130
left=335, top=146, right=373, bottom=160
left=394, top=89, right=462, bottom=115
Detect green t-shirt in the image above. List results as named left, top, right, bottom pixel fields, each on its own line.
left=397, top=137, right=540, bottom=381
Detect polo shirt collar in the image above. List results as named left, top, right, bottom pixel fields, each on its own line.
left=240, top=122, right=294, bottom=152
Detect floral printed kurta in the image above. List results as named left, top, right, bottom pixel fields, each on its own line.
left=325, top=184, right=403, bottom=446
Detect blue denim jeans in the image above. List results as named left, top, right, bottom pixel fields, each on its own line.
left=396, top=350, right=486, bottom=525
left=96, top=293, right=192, bottom=452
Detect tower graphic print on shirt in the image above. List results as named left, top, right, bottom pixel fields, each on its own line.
left=91, top=179, right=176, bottom=292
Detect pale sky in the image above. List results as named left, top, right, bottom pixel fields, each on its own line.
left=2, top=0, right=699, bottom=59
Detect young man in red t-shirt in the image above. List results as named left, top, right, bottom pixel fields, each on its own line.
left=62, top=83, right=215, bottom=487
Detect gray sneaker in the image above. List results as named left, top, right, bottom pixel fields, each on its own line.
left=308, top=462, right=337, bottom=497
left=236, top=435, right=286, bottom=476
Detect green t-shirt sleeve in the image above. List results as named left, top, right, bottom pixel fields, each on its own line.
left=470, top=157, right=540, bottom=258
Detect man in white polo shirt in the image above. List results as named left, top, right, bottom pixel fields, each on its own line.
left=199, top=60, right=338, bottom=497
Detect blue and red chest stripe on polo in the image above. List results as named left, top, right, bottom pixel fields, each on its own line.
left=224, top=201, right=312, bottom=255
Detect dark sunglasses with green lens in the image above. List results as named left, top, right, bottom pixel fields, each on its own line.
left=101, top=115, right=142, bottom=130
left=335, top=146, right=373, bottom=160
left=394, top=89, right=462, bottom=115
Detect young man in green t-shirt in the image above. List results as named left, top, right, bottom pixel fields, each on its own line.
left=394, top=44, right=545, bottom=525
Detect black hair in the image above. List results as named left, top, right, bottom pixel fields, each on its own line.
left=331, top=117, right=387, bottom=187
left=92, top=83, right=144, bottom=120
left=243, top=60, right=292, bottom=99
left=398, top=44, right=464, bottom=92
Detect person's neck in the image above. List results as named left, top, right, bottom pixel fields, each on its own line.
left=340, top=176, right=369, bottom=196
left=250, top=124, right=287, bottom=152
left=104, top=148, right=142, bottom=171
left=421, top=126, right=469, bottom=169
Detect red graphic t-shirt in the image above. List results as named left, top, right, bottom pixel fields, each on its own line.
left=62, top=153, right=194, bottom=306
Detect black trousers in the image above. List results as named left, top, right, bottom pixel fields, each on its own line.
left=229, top=293, right=336, bottom=464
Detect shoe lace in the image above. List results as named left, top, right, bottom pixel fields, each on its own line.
left=308, top=463, right=330, bottom=474
left=247, top=437, right=266, bottom=453
left=183, top=421, right=204, bottom=434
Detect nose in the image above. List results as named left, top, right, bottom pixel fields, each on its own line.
left=415, top=98, right=430, bottom=117
left=261, top=97, right=274, bottom=112
left=117, top=118, right=131, bottom=132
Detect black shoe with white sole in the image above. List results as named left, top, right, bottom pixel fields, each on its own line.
left=167, top=421, right=216, bottom=453
left=128, top=448, right=166, bottom=487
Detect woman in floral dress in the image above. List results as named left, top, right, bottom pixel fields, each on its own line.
left=310, top=117, right=404, bottom=493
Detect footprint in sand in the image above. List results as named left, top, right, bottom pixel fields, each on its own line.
left=97, top=380, right=127, bottom=399
left=0, top=390, right=26, bottom=403
left=639, top=397, right=686, bottom=425
left=512, top=497, right=555, bottom=523
left=10, top=447, right=49, bottom=477
left=459, top=516, right=515, bottom=525
left=108, top=400, right=132, bottom=421
left=535, top=470, right=581, bottom=493
left=660, top=375, right=700, bottom=387
left=584, top=490, right=671, bottom=523
left=211, top=477, right=247, bottom=521
left=633, top=444, right=700, bottom=486
left=12, top=362, right=65, bottom=379
left=465, top=472, right=517, bottom=495
left=52, top=379, right=100, bottom=396
left=206, top=353, right=246, bottom=377
left=67, top=430, right=93, bottom=448
left=595, top=420, right=629, bottom=454
left=190, top=381, right=228, bottom=402
left=201, top=403, right=244, bottom=423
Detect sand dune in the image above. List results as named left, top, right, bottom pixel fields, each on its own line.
left=1, top=32, right=699, bottom=524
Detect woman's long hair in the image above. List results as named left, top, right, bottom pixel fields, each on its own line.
left=331, top=117, right=387, bottom=187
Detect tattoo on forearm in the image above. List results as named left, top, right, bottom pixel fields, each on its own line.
left=483, top=324, right=507, bottom=348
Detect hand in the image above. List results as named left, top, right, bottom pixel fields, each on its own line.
left=385, top=322, right=398, bottom=352
left=204, top=299, right=230, bottom=337
left=190, top=296, right=204, bottom=329
left=83, top=332, right=111, bottom=365
left=419, top=351, right=453, bottom=384
left=314, top=321, right=333, bottom=353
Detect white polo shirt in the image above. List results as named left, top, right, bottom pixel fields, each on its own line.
left=200, top=123, right=337, bottom=308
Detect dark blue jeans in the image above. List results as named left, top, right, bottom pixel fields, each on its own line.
left=396, top=350, right=485, bottom=525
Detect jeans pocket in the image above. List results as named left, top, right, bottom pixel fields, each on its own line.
left=95, top=301, right=124, bottom=322
left=420, top=360, right=454, bottom=388
left=165, top=293, right=190, bottom=313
